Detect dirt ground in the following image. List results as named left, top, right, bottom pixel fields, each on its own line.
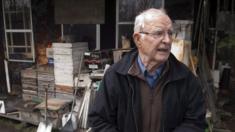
left=0, top=117, right=37, bottom=132
left=216, top=76, right=235, bottom=132
left=0, top=124, right=19, bottom=132
left=221, top=90, right=235, bottom=132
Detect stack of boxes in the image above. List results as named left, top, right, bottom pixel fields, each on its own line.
left=37, top=65, right=55, bottom=99
left=52, top=42, right=88, bottom=100
left=21, top=66, right=55, bottom=101
left=21, top=68, right=38, bottom=101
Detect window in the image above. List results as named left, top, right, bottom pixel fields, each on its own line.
left=2, top=0, right=35, bottom=62
left=116, top=0, right=163, bottom=48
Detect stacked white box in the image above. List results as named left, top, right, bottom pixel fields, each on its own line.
left=53, top=42, right=88, bottom=87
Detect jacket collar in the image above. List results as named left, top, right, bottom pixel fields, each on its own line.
left=114, top=48, right=138, bottom=75
left=114, top=48, right=189, bottom=82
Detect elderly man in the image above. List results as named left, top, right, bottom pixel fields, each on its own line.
left=88, top=8, right=207, bottom=132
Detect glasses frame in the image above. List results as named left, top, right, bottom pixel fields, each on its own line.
left=139, top=29, right=174, bottom=39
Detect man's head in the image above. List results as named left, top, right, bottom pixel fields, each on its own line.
left=133, top=8, right=173, bottom=65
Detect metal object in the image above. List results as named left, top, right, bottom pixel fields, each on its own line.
left=60, top=84, right=78, bottom=132
left=96, top=24, right=100, bottom=50
left=4, top=60, right=11, bottom=93
left=37, top=85, right=53, bottom=132
left=194, top=0, right=224, bottom=130
left=0, top=100, right=5, bottom=114
left=78, top=81, right=92, bottom=129
left=61, top=24, right=64, bottom=41
left=61, top=54, right=84, bottom=132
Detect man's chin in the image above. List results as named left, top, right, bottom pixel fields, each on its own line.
left=155, top=54, right=170, bottom=61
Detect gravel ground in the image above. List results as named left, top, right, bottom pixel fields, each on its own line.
left=0, top=117, right=37, bottom=132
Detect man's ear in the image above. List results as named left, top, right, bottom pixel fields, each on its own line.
left=133, top=33, right=142, bottom=48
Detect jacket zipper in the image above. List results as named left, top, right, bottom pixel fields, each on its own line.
left=127, top=76, right=139, bottom=132
left=127, top=72, right=179, bottom=132
left=149, top=88, right=154, bottom=131
left=132, top=90, right=139, bottom=132
left=161, top=81, right=170, bottom=132
left=161, top=76, right=184, bottom=132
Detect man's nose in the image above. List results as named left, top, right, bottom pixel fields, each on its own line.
left=162, top=33, right=172, bottom=43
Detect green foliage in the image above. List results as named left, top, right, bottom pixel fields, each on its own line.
left=217, top=35, right=235, bottom=49
left=217, top=35, right=235, bottom=63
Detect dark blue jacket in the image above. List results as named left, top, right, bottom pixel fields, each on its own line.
left=88, top=49, right=207, bottom=132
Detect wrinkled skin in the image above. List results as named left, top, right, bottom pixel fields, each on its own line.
left=133, top=14, right=173, bottom=74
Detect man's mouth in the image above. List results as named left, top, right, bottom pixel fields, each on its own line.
left=157, top=48, right=169, bottom=52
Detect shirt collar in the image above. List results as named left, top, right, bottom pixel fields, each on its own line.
left=137, top=55, right=164, bottom=79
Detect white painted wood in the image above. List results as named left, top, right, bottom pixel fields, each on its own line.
left=4, top=60, right=11, bottom=93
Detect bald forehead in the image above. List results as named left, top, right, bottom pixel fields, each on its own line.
left=147, top=14, right=172, bottom=28
left=143, top=9, right=172, bottom=26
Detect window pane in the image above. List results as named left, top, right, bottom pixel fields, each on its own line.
left=119, top=0, right=162, bottom=22
left=7, top=32, right=31, bottom=46
left=118, top=25, right=135, bottom=48
left=9, top=48, right=33, bottom=60
left=7, top=32, right=33, bottom=60
left=3, top=0, right=31, bottom=29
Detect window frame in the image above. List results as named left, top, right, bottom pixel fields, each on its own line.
left=2, top=0, right=35, bottom=62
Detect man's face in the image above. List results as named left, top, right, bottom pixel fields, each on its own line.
left=134, top=15, right=173, bottom=64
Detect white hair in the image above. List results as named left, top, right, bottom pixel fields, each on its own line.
left=134, top=8, right=169, bottom=33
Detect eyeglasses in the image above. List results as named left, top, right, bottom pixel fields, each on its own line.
left=139, top=29, right=173, bottom=39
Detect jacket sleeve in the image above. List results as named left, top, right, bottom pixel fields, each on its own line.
left=173, top=75, right=207, bottom=132
left=88, top=71, right=119, bottom=132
